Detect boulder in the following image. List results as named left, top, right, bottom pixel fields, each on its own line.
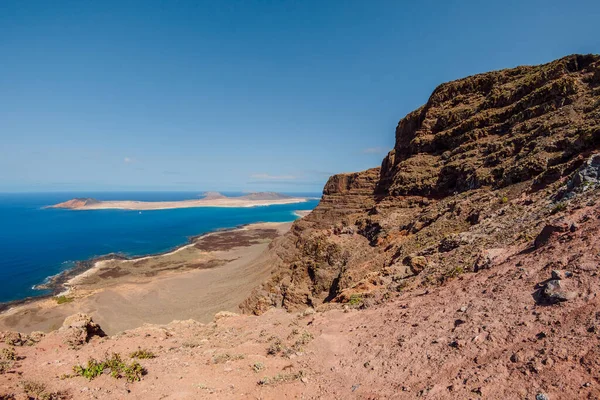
left=59, top=313, right=105, bottom=347
left=541, top=280, right=577, bottom=304
left=567, top=153, right=600, bottom=192
left=534, top=221, right=570, bottom=248
left=406, top=255, right=428, bottom=274
left=214, top=311, right=239, bottom=321
left=473, top=248, right=505, bottom=272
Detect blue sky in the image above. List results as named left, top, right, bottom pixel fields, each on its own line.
left=1, top=0, right=599, bottom=193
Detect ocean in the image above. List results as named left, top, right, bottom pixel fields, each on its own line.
left=0, top=192, right=320, bottom=303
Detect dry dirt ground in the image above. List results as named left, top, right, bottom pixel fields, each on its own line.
left=1, top=201, right=600, bottom=399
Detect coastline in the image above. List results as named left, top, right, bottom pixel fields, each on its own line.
left=0, top=221, right=294, bottom=325
left=293, top=209, right=312, bottom=218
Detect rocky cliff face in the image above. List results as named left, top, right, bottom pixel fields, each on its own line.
left=242, top=54, right=600, bottom=314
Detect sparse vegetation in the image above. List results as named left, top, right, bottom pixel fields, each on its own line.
left=129, top=348, right=156, bottom=359
left=252, top=362, right=265, bottom=373
left=267, top=338, right=283, bottom=355
left=348, top=294, right=363, bottom=306
left=500, top=196, right=509, bottom=204
left=258, top=370, right=305, bottom=386
left=0, top=361, right=13, bottom=374
left=0, top=348, right=16, bottom=361
left=21, top=380, right=68, bottom=400
left=552, top=202, right=567, bottom=214
left=212, top=353, right=245, bottom=364
left=4, top=334, right=21, bottom=346
left=292, top=332, right=314, bottom=351
left=72, top=353, right=145, bottom=382
left=442, top=266, right=465, bottom=281
left=72, top=358, right=105, bottom=380
left=54, top=295, right=73, bottom=305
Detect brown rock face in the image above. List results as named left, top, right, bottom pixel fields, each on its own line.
left=379, top=54, right=600, bottom=197
left=242, top=54, right=600, bottom=314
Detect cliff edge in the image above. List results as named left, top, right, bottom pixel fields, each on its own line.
left=242, top=54, right=600, bottom=313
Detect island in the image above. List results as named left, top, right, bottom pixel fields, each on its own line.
left=48, top=192, right=308, bottom=211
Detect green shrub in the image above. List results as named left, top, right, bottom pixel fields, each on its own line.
left=55, top=296, right=73, bottom=305
left=348, top=294, right=363, bottom=306
left=72, top=353, right=146, bottom=383
left=72, top=358, right=105, bottom=380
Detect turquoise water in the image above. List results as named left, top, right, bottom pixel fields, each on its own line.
left=0, top=192, right=319, bottom=303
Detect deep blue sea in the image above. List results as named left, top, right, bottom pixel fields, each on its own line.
left=0, top=192, right=320, bottom=303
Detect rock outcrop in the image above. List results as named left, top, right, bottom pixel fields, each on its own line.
left=242, top=54, right=600, bottom=313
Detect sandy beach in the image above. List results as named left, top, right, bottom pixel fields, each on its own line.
left=0, top=222, right=291, bottom=335
left=293, top=209, right=312, bottom=218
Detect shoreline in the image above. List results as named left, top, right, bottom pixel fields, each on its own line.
left=0, top=220, right=293, bottom=334
left=0, top=220, right=294, bottom=315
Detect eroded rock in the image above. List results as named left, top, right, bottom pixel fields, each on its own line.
left=59, top=313, right=106, bottom=347
left=534, top=221, right=570, bottom=249
left=540, top=279, right=577, bottom=304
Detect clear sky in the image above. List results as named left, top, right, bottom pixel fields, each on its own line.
left=1, top=0, right=599, bottom=192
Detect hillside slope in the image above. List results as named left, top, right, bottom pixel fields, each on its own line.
left=242, top=54, right=600, bottom=314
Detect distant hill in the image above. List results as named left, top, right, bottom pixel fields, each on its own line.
left=238, top=192, right=293, bottom=200
left=201, top=191, right=227, bottom=200
left=50, top=198, right=100, bottom=209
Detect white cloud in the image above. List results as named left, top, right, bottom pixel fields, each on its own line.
left=362, top=147, right=388, bottom=154
left=124, top=157, right=133, bottom=163
left=250, top=173, right=296, bottom=180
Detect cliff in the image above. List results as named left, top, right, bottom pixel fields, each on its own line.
left=242, top=54, right=600, bottom=313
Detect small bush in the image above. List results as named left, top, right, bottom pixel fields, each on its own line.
left=292, top=332, right=314, bottom=351
left=551, top=202, right=567, bottom=214
left=0, top=348, right=16, bottom=361
left=348, top=294, right=363, bottom=306
left=442, top=266, right=465, bottom=281
left=0, top=360, right=13, bottom=374
left=267, top=338, right=283, bottom=356
left=252, top=362, right=265, bottom=373
left=72, top=353, right=146, bottom=383
left=258, top=370, right=305, bottom=386
left=500, top=196, right=509, bottom=204
left=72, top=358, right=105, bottom=380
left=129, top=348, right=156, bottom=359
left=212, top=353, right=244, bottom=364
left=21, top=380, right=68, bottom=400
left=55, top=296, right=73, bottom=305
